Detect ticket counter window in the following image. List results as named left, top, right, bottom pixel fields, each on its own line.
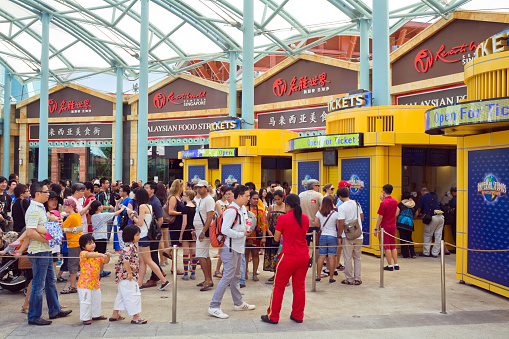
left=402, top=147, right=456, bottom=201
left=261, top=157, right=292, bottom=189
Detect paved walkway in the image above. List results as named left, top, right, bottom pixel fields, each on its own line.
left=1, top=251, right=508, bottom=338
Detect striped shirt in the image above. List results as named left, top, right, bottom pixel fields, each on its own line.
left=25, top=200, right=50, bottom=254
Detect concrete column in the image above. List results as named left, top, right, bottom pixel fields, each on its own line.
left=38, top=11, right=51, bottom=180
left=372, top=0, right=390, bottom=106
left=359, top=19, right=370, bottom=91
left=241, top=0, right=255, bottom=128
left=2, top=71, right=11, bottom=177
left=114, top=67, right=123, bottom=181
left=137, top=0, right=149, bottom=182
left=228, top=51, right=238, bottom=118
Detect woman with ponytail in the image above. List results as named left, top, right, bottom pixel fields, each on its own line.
left=262, top=194, right=309, bottom=325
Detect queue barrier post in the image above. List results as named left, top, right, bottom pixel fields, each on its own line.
left=379, top=230, right=384, bottom=288
left=311, top=230, right=317, bottom=292
left=171, top=245, right=178, bottom=323
left=440, top=240, right=447, bottom=314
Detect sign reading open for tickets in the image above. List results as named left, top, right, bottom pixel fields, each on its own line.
left=286, top=133, right=363, bottom=152
left=179, top=148, right=237, bottom=159
left=425, top=97, right=509, bottom=134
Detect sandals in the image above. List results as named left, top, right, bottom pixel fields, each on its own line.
left=83, top=320, right=92, bottom=325
left=354, top=280, right=362, bottom=285
left=162, top=251, right=172, bottom=260
left=21, top=306, right=29, bottom=314
left=171, top=270, right=184, bottom=276
left=341, top=279, right=354, bottom=285
left=57, top=277, right=67, bottom=283
left=200, top=282, right=214, bottom=291
left=60, top=286, right=77, bottom=294
left=92, top=316, right=108, bottom=320
left=131, top=318, right=148, bottom=324
left=252, top=275, right=259, bottom=282
left=214, top=271, right=223, bottom=278
left=109, top=315, right=126, bottom=321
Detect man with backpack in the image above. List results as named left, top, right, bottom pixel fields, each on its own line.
left=208, top=185, right=256, bottom=319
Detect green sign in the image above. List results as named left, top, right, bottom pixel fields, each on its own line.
left=180, top=148, right=237, bottom=159
left=287, top=133, right=363, bottom=152
left=425, top=97, right=509, bottom=134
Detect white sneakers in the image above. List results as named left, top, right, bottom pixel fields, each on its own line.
left=208, top=307, right=229, bottom=319
left=233, top=302, right=256, bottom=311
left=209, top=302, right=256, bottom=319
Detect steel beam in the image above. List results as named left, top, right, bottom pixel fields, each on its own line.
left=372, top=0, right=390, bottom=106
left=137, top=0, right=149, bottom=182
left=359, top=18, right=370, bottom=91
left=38, top=11, right=50, bottom=181
left=241, top=0, right=254, bottom=129
left=260, top=0, right=290, bottom=29
left=2, top=71, right=11, bottom=177
left=229, top=51, right=237, bottom=118
left=114, top=66, right=123, bottom=182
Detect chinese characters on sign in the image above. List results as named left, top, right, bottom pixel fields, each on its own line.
left=29, top=123, right=113, bottom=141
left=414, top=41, right=478, bottom=73
left=48, top=98, right=93, bottom=114
left=257, top=106, right=327, bottom=131
left=272, top=72, right=331, bottom=97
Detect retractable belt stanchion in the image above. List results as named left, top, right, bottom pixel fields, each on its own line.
left=171, top=245, right=178, bottom=323
left=440, top=240, right=447, bottom=314
left=311, top=230, right=317, bottom=292
left=379, top=230, right=384, bottom=288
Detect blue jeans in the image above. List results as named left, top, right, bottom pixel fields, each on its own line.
left=28, top=251, right=61, bottom=321
left=239, top=254, right=246, bottom=285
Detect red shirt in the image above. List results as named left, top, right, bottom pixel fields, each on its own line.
left=276, top=209, right=309, bottom=256
left=84, top=195, right=95, bottom=233
left=377, top=196, right=398, bottom=228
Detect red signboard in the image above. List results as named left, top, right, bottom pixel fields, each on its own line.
left=272, top=72, right=331, bottom=97
left=48, top=98, right=93, bottom=114
left=153, top=91, right=207, bottom=108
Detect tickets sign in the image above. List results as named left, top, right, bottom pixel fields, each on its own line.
left=327, top=92, right=371, bottom=113
left=286, top=133, right=363, bottom=152
left=179, top=148, right=237, bottom=159
left=425, top=97, right=509, bottom=134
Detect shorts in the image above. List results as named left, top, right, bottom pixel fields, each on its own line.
left=95, top=240, right=107, bottom=254
left=68, top=247, right=81, bottom=273
left=381, top=226, right=396, bottom=250
left=306, top=226, right=320, bottom=246
left=53, top=252, right=59, bottom=263
left=138, top=236, right=149, bottom=248
left=161, top=222, right=170, bottom=229
left=318, top=235, right=338, bottom=256
left=196, top=237, right=210, bottom=258
left=60, top=253, right=68, bottom=272
left=114, top=280, right=142, bottom=316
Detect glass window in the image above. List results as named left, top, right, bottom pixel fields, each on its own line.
left=28, top=147, right=51, bottom=180
left=88, top=146, right=112, bottom=180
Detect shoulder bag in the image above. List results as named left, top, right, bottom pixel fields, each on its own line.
left=162, top=196, right=177, bottom=224
left=422, top=195, right=435, bottom=225
left=344, top=200, right=363, bottom=240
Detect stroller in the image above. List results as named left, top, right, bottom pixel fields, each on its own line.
left=0, top=255, right=31, bottom=293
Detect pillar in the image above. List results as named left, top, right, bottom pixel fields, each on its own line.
left=2, top=71, right=11, bottom=177
left=359, top=19, right=370, bottom=91
left=228, top=51, right=238, bottom=118
left=241, top=0, right=255, bottom=128
left=137, top=0, right=149, bottom=182
left=38, top=11, right=51, bottom=180
left=114, top=67, right=123, bottom=181
left=372, top=0, right=390, bottom=106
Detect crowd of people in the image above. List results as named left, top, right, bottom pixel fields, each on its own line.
left=0, top=173, right=456, bottom=326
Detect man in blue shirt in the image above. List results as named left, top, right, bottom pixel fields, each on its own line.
left=415, top=187, right=444, bottom=258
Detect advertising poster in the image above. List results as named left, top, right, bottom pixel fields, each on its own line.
left=298, top=161, right=320, bottom=195
left=221, top=164, right=242, bottom=186
left=188, top=165, right=205, bottom=184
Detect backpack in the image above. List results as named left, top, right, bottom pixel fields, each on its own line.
left=144, top=205, right=162, bottom=241
left=344, top=200, right=363, bottom=240
left=209, top=206, right=239, bottom=249
left=397, top=206, right=414, bottom=232
left=119, top=210, right=129, bottom=231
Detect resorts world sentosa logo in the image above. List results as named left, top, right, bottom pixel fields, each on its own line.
left=477, top=175, right=507, bottom=202
left=225, top=175, right=238, bottom=186
left=347, top=175, right=365, bottom=194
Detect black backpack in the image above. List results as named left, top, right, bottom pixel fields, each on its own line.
left=119, top=210, right=129, bottom=231
left=145, top=205, right=162, bottom=241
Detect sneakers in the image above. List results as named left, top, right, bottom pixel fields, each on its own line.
left=158, top=281, right=170, bottom=291
left=208, top=307, right=229, bottom=319
left=100, top=271, right=111, bottom=278
left=181, top=275, right=189, bottom=281
left=234, top=302, right=255, bottom=311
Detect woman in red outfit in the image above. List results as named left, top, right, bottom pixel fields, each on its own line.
left=262, top=194, right=309, bottom=324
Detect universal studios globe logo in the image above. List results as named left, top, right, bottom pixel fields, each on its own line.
left=348, top=175, right=364, bottom=194
left=477, top=175, right=507, bottom=202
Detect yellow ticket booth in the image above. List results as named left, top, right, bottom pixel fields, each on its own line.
left=287, top=92, right=457, bottom=255
left=424, top=30, right=509, bottom=298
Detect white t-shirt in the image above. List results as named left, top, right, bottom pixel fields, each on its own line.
left=91, top=212, right=115, bottom=240
left=315, top=210, right=338, bottom=237
left=337, top=199, right=363, bottom=239
left=193, top=195, right=216, bottom=233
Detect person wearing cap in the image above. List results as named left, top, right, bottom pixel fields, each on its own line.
left=61, top=198, right=83, bottom=294
left=298, top=179, right=323, bottom=248
left=193, top=180, right=216, bottom=291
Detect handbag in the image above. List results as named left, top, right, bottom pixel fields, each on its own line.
left=344, top=201, right=363, bottom=240
left=144, top=205, right=162, bottom=241
left=162, top=196, right=177, bottom=224
left=422, top=195, right=435, bottom=225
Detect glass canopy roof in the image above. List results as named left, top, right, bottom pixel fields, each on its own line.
left=0, top=0, right=486, bottom=86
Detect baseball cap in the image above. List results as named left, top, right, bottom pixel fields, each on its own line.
left=50, top=210, right=61, bottom=218
left=63, top=198, right=76, bottom=208
left=338, top=180, right=352, bottom=188
left=195, top=180, right=209, bottom=187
